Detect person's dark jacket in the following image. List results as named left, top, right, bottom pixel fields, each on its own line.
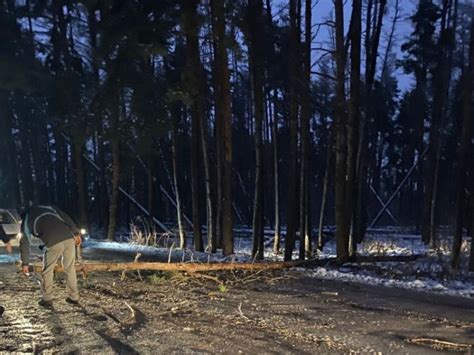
left=20, top=205, right=80, bottom=265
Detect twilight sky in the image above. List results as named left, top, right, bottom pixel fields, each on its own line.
left=292, top=0, right=418, bottom=92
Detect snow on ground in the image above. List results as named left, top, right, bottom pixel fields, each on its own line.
left=303, top=234, right=474, bottom=299
left=304, top=262, right=474, bottom=298
left=82, top=226, right=474, bottom=299
left=3, top=225, right=473, bottom=298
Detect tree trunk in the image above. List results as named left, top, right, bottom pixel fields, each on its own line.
left=318, top=159, right=329, bottom=250
left=87, top=3, right=108, bottom=228
left=107, top=90, right=120, bottom=241
left=53, top=127, right=68, bottom=207
left=182, top=0, right=208, bottom=252
left=453, top=13, right=473, bottom=270
left=248, top=0, right=265, bottom=260
left=334, top=0, right=349, bottom=262
left=211, top=0, right=233, bottom=256
left=190, top=112, right=203, bottom=252
left=272, top=89, right=281, bottom=254
left=17, top=105, right=34, bottom=203
left=172, top=105, right=186, bottom=249
left=298, top=0, right=312, bottom=261
left=469, top=158, right=474, bottom=271
left=423, top=0, right=456, bottom=246
left=200, top=113, right=215, bottom=252
left=354, top=0, right=386, bottom=244
left=0, top=93, right=20, bottom=207
left=31, top=260, right=303, bottom=274
left=284, top=0, right=301, bottom=262
left=347, top=0, right=362, bottom=256
left=147, top=155, right=154, bottom=225
left=215, top=97, right=223, bottom=249
left=264, top=1, right=281, bottom=255
left=107, top=135, right=120, bottom=241
left=73, top=139, right=88, bottom=229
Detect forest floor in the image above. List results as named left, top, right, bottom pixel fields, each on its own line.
left=1, top=258, right=474, bottom=354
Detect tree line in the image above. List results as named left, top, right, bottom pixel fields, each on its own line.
left=0, top=0, right=473, bottom=270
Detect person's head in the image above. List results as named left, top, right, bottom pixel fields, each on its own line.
left=18, top=200, right=34, bottom=217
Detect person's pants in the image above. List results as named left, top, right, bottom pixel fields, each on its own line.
left=41, top=238, right=79, bottom=302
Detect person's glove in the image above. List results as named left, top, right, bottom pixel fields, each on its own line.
left=74, top=235, right=82, bottom=247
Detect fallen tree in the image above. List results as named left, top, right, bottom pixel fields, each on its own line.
left=30, top=261, right=302, bottom=274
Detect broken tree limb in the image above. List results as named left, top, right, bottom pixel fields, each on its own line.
left=406, top=337, right=472, bottom=352
left=118, top=188, right=171, bottom=234
left=126, top=141, right=193, bottom=228
left=369, top=146, right=428, bottom=228
left=30, top=260, right=302, bottom=274
left=369, top=185, right=398, bottom=224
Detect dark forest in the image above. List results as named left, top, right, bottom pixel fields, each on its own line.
left=1, top=0, right=473, bottom=270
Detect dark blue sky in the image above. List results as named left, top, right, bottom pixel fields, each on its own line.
left=304, top=0, right=417, bottom=92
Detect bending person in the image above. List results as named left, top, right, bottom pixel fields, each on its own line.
left=20, top=205, right=82, bottom=308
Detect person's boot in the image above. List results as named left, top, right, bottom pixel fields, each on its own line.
left=65, top=297, right=80, bottom=306
left=38, top=299, right=53, bottom=309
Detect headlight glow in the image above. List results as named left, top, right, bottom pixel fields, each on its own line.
left=80, top=228, right=87, bottom=235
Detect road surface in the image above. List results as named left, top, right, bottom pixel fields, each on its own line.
left=0, top=245, right=473, bottom=353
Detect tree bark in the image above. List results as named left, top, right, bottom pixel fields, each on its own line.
left=272, top=89, right=281, bottom=254
left=354, top=0, right=386, bottom=244
left=284, top=0, right=301, bottom=262
left=107, top=135, right=120, bottom=241
left=334, top=0, right=349, bottom=261
left=200, top=111, right=215, bottom=252
left=87, top=3, right=108, bottom=228
left=0, top=94, right=20, bottom=207
left=182, top=0, right=207, bottom=252
left=248, top=0, right=265, bottom=260
left=423, top=0, right=456, bottom=246
left=147, top=155, right=154, bottom=225
left=31, top=260, right=303, bottom=274
left=318, top=158, right=329, bottom=250
left=453, top=12, right=473, bottom=270
left=171, top=105, right=186, bottom=249
left=73, top=138, right=88, bottom=229
left=347, top=0, right=362, bottom=256
left=107, top=89, right=120, bottom=241
left=299, top=0, right=312, bottom=260
left=264, top=0, right=281, bottom=255
left=211, top=0, right=233, bottom=255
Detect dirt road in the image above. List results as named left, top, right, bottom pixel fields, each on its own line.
left=1, top=259, right=473, bottom=354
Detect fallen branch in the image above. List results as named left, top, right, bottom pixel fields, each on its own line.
left=237, top=302, right=251, bottom=321
left=30, top=260, right=302, bottom=274
left=188, top=272, right=223, bottom=285
left=122, top=253, right=143, bottom=281
left=123, top=301, right=136, bottom=324
left=407, top=337, right=472, bottom=351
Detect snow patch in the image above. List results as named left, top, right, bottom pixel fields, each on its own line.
left=306, top=265, right=474, bottom=298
